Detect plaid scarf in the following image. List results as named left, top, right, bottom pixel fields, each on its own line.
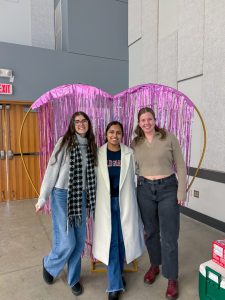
left=67, top=143, right=96, bottom=227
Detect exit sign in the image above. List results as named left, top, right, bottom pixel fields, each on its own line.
left=0, top=83, right=13, bottom=95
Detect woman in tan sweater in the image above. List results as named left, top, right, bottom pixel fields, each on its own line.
left=132, top=107, right=187, bottom=300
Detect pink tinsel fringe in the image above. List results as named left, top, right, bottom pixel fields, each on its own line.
left=33, top=83, right=195, bottom=257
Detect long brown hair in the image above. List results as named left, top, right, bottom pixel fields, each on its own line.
left=54, top=111, right=97, bottom=165
left=133, top=107, right=166, bottom=145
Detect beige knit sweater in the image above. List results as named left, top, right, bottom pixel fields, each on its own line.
left=132, top=131, right=187, bottom=201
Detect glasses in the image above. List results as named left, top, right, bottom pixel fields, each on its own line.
left=74, top=119, right=88, bottom=125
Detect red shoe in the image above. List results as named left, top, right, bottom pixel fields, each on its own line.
left=166, top=280, right=179, bottom=299
left=144, top=265, right=160, bottom=284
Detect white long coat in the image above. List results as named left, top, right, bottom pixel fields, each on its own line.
left=92, top=143, right=145, bottom=265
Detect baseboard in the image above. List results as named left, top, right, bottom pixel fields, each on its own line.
left=180, top=206, right=225, bottom=233
left=188, top=167, right=225, bottom=184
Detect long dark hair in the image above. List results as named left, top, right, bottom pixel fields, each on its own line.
left=54, top=111, right=97, bottom=165
left=133, top=107, right=166, bottom=145
left=104, top=121, right=124, bottom=143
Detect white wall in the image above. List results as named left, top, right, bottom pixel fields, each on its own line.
left=129, top=0, right=225, bottom=223
left=0, top=0, right=55, bottom=49
left=188, top=177, right=225, bottom=223
left=31, top=0, right=55, bottom=49
left=128, top=0, right=158, bottom=86
left=158, top=0, right=178, bottom=40
left=0, top=0, right=32, bottom=46
left=201, top=0, right=225, bottom=172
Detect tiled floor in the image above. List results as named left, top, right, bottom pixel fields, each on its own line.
left=0, top=199, right=224, bottom=300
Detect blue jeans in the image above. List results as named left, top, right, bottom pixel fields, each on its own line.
left=44, top=188, right=86, bottom=287
left=137, top=174, right=180, bottom=280
left=107, top=197, right=125, bottom=293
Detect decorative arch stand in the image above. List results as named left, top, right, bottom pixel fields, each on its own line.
left=19, top=83, right=206, bottom=261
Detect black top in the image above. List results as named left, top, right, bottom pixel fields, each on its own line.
left=107, top=148, right=121, bottom=197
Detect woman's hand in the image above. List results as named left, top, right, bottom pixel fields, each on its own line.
left=177, top=199, right=185, bottom=206
left=35, top=203, right=42, bottom=212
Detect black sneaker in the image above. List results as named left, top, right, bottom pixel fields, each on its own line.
left=42, top=259, right=54, bottom=284
left=108, top=291, right=120, bottom=300
left=71, top=281, right=83, bottom=296
left=122, top=276, right=126, bottom=288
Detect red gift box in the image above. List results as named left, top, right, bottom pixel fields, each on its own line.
left=212, top=240, right=225, bottom=268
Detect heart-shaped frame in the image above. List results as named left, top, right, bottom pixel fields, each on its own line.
left=20, top=83, right=206, bottom=200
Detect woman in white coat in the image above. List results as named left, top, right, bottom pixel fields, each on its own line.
left=93, top=121, right=145, bottom=300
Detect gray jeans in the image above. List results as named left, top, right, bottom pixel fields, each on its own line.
left=137, top=174, right=180, bottom=280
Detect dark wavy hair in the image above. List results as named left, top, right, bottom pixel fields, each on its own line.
left=105, top=121, right=124, bottom=143
left=54, top=111, right=97, bottom=165
left=133, top=107, right=166, bottom=145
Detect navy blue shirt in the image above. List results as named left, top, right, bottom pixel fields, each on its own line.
left=107, top=148, right=121, bottom=197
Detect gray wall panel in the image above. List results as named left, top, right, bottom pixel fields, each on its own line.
left=201, top=0, right=225, bottom=172
left=61, top=0, right=69, bottom=52
left=128, top=0, right=225, bottom=226
left=128, top=0, right=142, bottom=45
left=0, top=0, right=128, bottom=101
left=178, top=0, right=204, bottom=80
left=54, top=0, right=60, bottom=8
left=66, top=0, right=128, bottom=61
left=158, top=33, right=177, bottom=88
left=0, top=0, right=31, bottom=46
left=129, top=40, right=143, bottom=87
left=0, top=42, right=128, bottom=101
left=31, top=0, right=55, bottom=49
left=158, top=0, right=178, bottom=40
left=141, top=0, right=158, bottom=84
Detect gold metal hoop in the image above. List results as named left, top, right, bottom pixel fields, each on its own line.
left=186, top=104, right=207, bottom=192
left=19, top=106, right=39, bottom=197
left=19, top=104, right=206, bottom=196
